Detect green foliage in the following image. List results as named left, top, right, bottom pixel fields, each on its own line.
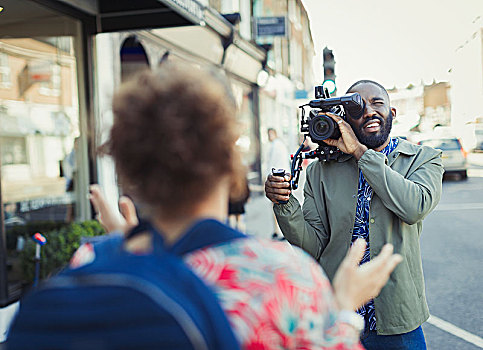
left=18, top=221, right=106, bottom=283
left=6, top=221, right=66, bottom=251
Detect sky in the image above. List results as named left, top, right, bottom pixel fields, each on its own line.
left=302, top=0, right=483, bottom=92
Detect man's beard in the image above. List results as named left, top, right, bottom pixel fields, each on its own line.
left=353, top=111, right=393, bottom=149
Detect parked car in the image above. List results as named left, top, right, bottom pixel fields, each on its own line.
left=418, top=138, right=468, bottom=179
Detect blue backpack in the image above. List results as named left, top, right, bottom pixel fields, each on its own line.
left=7, top=220, right=244, bottom=350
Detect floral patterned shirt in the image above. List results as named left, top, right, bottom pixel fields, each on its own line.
left=185, top=237, right=365, bottom=350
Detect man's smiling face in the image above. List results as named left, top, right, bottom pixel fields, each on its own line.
left=347, top=82, right=395, bottom=150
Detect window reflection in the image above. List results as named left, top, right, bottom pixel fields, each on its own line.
left=0, top=36, right=80, bottom=296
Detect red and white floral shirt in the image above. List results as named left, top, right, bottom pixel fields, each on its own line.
left=185, top=237, right=364, bottom=350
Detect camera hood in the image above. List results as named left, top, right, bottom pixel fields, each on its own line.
left=308, top=92, right=364, bottom=119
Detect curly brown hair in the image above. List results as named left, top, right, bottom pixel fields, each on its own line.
left=106, top=65, right=246, bottom=217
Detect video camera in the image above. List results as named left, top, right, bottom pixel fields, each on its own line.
left=288, top=86, right=364, bottom=190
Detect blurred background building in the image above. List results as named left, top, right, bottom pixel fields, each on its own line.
left=386, top=17, right=483, bottom=151
left=388, top=81, right=451, bottom=140
left=450, top=19, right=483, bottom=151
left=251, top=0, right=315, bottom=175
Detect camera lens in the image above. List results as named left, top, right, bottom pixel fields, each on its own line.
left=308, top=112, right=340, bottom=141
left=314, top=119, right=329, bottom=135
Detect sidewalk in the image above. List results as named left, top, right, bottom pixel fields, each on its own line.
left=243, top=169, right=306, bottom=239
left=243, top=193, right=274, bottom=239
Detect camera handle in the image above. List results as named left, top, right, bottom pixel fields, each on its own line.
left=290, top=138, right=306, bottom=190
left=290, top=139, right=341, bottom=190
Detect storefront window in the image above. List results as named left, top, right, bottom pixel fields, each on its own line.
left=0, top=34, right=81, bottom=298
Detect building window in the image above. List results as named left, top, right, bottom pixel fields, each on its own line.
left=288, top=0, right=301, bottom=28
left=39, top=64, right=61, bottom=96
left=0, top=137, right=28, bottom=165
left=0, top=52, right=11, bottom=88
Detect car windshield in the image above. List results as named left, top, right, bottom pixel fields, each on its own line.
left=420, top=139, right=461, bottom=150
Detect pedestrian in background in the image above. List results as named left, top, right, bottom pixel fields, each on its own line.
left=266, top=128, right=290, bottom=173
left=76, top=66, right=401, bottom=349
left=265, top=128, right=290, bottom=239
left=228, top=179, right=250, bottom=231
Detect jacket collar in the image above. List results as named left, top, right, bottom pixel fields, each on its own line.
left=336, top=137, right=417, bottom=164
left=392, top=137, right=418, bottom=156
left=386, top=137, right=418, bottom=166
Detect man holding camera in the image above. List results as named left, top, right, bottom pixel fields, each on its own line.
left=265, top=80, right=443, bottom=349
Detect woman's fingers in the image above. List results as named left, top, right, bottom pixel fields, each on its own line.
left=89, top=185, right=102, bottom=212
left=383, top=253, right=403, bottom=274
left=119, top=196, right=139, bottom=228
left=346, top=238, right=366, bottom=267
left=89, top=184, right=133, bottom=233
left=369, top=244, right=402, bottom=272
left=360, top=244, right=403, bottom=289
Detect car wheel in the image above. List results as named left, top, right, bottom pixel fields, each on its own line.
left=460, top=170, right=468, bottom=180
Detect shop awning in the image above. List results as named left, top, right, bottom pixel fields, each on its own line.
left=96, top=0, right=205, bottom=33
left=0, top=0, right=266, bottom=83
left=0, top=0, right=204, bottom=37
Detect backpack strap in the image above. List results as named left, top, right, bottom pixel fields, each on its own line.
left=126, top=218, right=246, bottom=256
left=169, top=219, right=246, bottom=256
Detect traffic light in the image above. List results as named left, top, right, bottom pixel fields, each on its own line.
left=322, top=47, right=336, bottom=95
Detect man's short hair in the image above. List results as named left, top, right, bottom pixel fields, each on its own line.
left=346, top=80, right=390, bottom=101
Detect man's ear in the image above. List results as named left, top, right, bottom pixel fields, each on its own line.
left=391, top=107, right=397, bottom=119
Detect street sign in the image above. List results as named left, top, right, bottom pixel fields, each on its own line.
left=254, top=17, right=287, bottom=37
left=295, top=90, right=308, bottom=99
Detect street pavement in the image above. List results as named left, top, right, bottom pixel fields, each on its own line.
left=245, top=163, right=308, bottom=240
left=244, top=193, right=274, bottom=239
left=421, top=174, right=483, bottom=349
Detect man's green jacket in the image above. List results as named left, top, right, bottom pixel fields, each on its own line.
left=274, top=138, right=443, bottom=335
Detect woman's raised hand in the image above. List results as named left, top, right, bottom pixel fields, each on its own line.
left=89, top=184, right=138, bottom=234
left=332, top=239, right=403, bottom=311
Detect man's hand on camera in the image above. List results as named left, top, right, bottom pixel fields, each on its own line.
left=265, top=173, right=291, bottom=204
left=323, top=113, right=368, bottom=160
